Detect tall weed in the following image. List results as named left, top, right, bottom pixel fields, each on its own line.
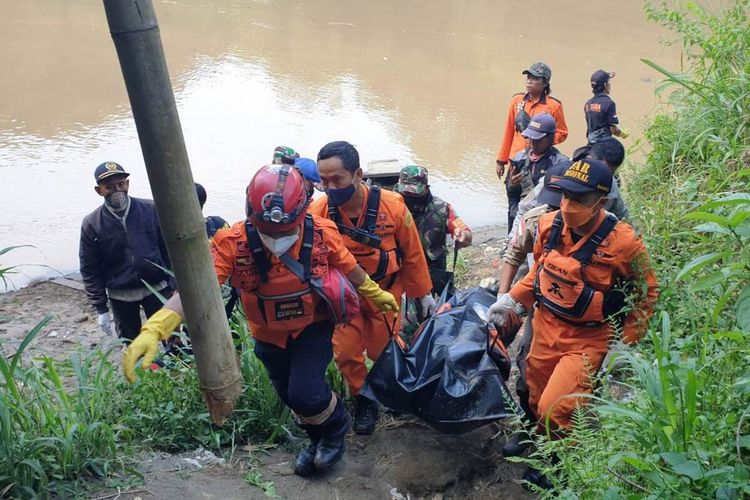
left=526, top=1, right=750, bottom=497
left=0, top=319, right=127, bottom=498
left=0, top=302, right=293, bottom=497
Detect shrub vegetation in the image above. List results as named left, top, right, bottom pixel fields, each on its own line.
left=524, top=1, right=750, bottom=498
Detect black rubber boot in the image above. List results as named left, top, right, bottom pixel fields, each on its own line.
left=293, top=440, right=318, bottom=477
left=502, top=429, right=531, bottom=457
left=313, top=412, right=351, bottom=471
left=522, top=466, right=554, bottom=491
left=352, top=395, right=379, bottom=435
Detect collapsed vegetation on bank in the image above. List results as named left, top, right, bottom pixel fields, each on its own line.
left=524, top=1, right=750, bottom=498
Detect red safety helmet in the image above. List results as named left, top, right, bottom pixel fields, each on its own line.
left=246, top=164, right=308, bottom=233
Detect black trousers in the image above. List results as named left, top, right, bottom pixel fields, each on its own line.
left=110, top=288, right=172, bottom=341
left=254, top=322, right=349, bottom=440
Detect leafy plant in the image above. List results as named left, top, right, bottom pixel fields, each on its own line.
left=523, top=2, right=750, bottom=497
left=0, top=284, right=294, bottom=497
left=0, top=319, right=128, bottom=498
left=244, top=467, right=278, bottom=497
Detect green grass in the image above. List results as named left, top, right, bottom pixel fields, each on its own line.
left=0, top=317, right=128, bottom=498
left=0, top=296, right=293, bottom=498
left=521, top=1, right=750, bottom=498
left=0, top=248, right=354, bottom=498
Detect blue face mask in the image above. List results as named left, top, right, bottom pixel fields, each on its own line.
left=326, top=184, right=356, bottom=207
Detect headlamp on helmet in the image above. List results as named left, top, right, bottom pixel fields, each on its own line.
left=246, top=164, right=308, bottom=233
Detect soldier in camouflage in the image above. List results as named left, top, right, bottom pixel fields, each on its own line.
left=394, top=165, right=472, bottom=296
left=272, top=145, right=300, bottom=165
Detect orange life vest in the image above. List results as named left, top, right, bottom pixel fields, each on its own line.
left=534, top=212, right=627, bottom=327
left=327, top=185, right=401, bottom=285
left=231, top=217, right=318, bottom=336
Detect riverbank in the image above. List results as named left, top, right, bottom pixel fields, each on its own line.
left=2, top=228, right=540, bottom=499
left=0, top=225, right=506, bottom=361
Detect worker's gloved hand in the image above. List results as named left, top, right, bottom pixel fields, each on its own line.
left=487, top=293, right=526, bottom=332
left=619, top=127, right=630, bottom=139
left=357, top=275, right=400, bottom=313
left=122, top=308, right=182, bottom=383
left=97, top=312, right=112, bottom=336
left=419, top=294, right=437, bottom=317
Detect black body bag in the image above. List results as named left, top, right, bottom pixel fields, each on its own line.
left=361, top=287, right=519, bottom=434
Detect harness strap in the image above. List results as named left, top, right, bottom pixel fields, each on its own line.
left=544, top=211, right=618, bottom=261
left=328, top=186, right=383, bottom=250
left=300, top=214, right=313, bottom=280
left=572, top=213, right=618, bottom=264
left=245, top=214, right=314, bottom=284
left=278, top=215, right=314, bottom=282
left=514, top=100, right=532, bottom=133
left=544, top=211, right=565, bottom=252
left=327, top=202, right=340, bottom=224
left=327, top=186, right=398, bottom=283
left=365, top=185, right=381, bottom=234
left=245, top=223, right=271, bottom=283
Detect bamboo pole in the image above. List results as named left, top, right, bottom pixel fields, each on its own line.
left=102, top=0, right=241, bottom=424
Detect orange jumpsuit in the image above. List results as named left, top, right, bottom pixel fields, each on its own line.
left=309, top=185, right=432, bottom=395
left=210, top=216, right=358, bottom=347
left=496, top=92, right=569, bottom=164
left=509, top=210, right=658, bottom=433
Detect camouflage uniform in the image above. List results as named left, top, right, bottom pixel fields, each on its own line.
left=395, top=166, right=468, bottom=295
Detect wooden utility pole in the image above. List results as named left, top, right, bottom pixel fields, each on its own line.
left=102, top=0, right=241, bottom=423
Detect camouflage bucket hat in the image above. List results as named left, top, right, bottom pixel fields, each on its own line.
left=522, top=61, right=552, bottom=81
left=273, top=146, right=299, bottom=165
left=395, top=165, right=428, bottom=195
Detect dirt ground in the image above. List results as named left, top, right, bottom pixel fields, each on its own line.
left=0, top=279, right=110, bottom=363
left=104, top=421, right=531, bottom=500
left=1, top=227, right=538, bottom=499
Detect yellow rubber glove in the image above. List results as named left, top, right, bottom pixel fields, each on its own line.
left=122, top=308, right=182, bottom=383
left=357, top=275, right=400, bottom=313
left=619, top=127, right=630, bottom=139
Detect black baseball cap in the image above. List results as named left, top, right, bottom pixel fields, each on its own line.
left=551, top=159, right=612, bottom=195
left=591, top=69, right=613, bottom=88
left=94, top=161, right=129, bottom=183
left=522, top=113, right=556, bottom=140
left=536, top=163, right=569, bottom=208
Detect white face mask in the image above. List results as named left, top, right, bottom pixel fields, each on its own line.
left=258, top=229, right=299, bottom=257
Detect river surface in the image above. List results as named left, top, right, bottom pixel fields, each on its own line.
left=0, top=0, right=676, bottom=288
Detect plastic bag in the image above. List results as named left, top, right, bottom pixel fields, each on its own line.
left=361, top=287, right=518, bottom=434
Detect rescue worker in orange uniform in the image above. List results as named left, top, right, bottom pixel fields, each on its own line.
left=488, top=158, right=658, bottom=489
left=495, top=62, right=569, bottom=231
left=308, top=141, right=434, bottom=435
left=122, top=165, right=399, bottom=477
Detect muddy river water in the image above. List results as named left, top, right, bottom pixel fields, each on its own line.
left=0, top=0, right=677, bottom=287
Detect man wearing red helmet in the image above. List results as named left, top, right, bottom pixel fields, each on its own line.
left=122, top=165, right=399, bottom=477
left=309, top=141, right=434, bottom=435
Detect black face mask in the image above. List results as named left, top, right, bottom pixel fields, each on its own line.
left=404, top=194, right=428, bottom=212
